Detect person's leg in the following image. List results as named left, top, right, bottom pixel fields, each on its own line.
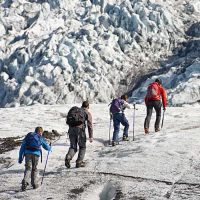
left=31, top=155, right=39, bottom=189
left=76, top=128, right=86, bottom=168
left=120, top=114, right=129, bottom=139
left=65, top=128, right=78, bottom=168
left=112, top=114, right=120, bottom=142
left=144, top=102, right=153, bottom=133
left=22, top=154, right=32, bottom=191
left=154, top=101, right=162, bottom=131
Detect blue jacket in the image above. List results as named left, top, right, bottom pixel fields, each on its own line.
left=18, top=132, right=51, bottom=163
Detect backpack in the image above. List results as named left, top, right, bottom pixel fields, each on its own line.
left=146, top=83, right=159, bottom=99
left=25, top=132, right=41, bottom=151
left=110, top=98, right=124, bottom=114
left=66, top=106, right=86, bottom=127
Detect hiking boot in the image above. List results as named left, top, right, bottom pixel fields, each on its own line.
left=122, top=135, right=129, bottom=141
left=76, top=161, right=86, bottom=168
left=21, top=181, right=29, bottom=191
left=155, top=128, right=161, bottom=132
left=112, top=141, right=119, bottom=146
left=144, top=128, right=149, bottom=134
left=65, top=159, right=71, bottom=168
left=32, top=184, right=39, bottom=189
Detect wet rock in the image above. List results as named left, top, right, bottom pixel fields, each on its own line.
left=0, top=136, right=22, bottom=154
left=186, top=22, right=200, bottom=37
left=42, top=129, right=61, bottom=141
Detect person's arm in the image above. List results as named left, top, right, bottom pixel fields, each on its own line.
left=41, top=137, right=51, bottom=151
left=86, top=110, right=93, bottom=142
left=160, top=87, right=167, bottom=109
left=18, top=140, right=26, bottom=164
left=123, top=101, right=134, bottom=109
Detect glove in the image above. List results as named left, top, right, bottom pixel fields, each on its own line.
left=163, top=107, right=166, bottom=111
left=89, top=138, right=93, bottom=143
left=18, top=159, right=23, bottom=164
left=48, top=146, right=52, bottom=152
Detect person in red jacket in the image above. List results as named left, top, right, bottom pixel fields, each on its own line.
left=144, top=78, right=167, bottom=134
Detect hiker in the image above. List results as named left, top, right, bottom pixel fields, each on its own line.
left=144, top=78, right=167, bottom=134
left=110, top=94, right=134, bottom=146
left=65, top=101, right=93, bottom=168
left=18, top=127, right=51, bottom=191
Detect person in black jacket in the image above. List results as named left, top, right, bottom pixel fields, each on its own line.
left=65, top=101, right=93, bottom=168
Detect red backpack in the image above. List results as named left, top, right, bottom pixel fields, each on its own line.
left=146, top=83, right=160, bottom=99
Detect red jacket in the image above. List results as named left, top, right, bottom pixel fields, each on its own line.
left=145, top=82, right=167, bottom=108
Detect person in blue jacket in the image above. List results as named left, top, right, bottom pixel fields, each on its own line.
left=18, top=127, right=51, bottom=191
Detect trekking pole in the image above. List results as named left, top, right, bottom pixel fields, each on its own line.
left=161, top=109, right=165, bottom=129
left=133, top=104, right=136, bottom=141
left=108, top=117, right=112, bottom=145
left=41, top=142, right=51, bottom=185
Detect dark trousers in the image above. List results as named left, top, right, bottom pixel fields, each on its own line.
left=22, top=154, right=39, bottom=187
left=112, top=113, right=129, bottom=142
left=144, top=100, right=162, bottom=130
left=66, top=127, right=86, bottom=163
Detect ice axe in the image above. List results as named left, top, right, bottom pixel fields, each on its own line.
left=132, top=103, right=138, bottom=141
left=161, top=109, right=165, bottom=129
left=108, top=117, right=112, bottom=145
left=41, top=142, right=51, bottom=185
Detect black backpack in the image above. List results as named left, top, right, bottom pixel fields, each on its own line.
left=66, top=106, right=86, bottom=127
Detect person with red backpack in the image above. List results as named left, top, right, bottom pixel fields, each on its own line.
left=144, top=79, right=167, bottom=134
left=18, top=127, right=51, bottom=191
left=110, top=94, right=133, bottom=146
left=65, top=101, right=93, bottom=168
